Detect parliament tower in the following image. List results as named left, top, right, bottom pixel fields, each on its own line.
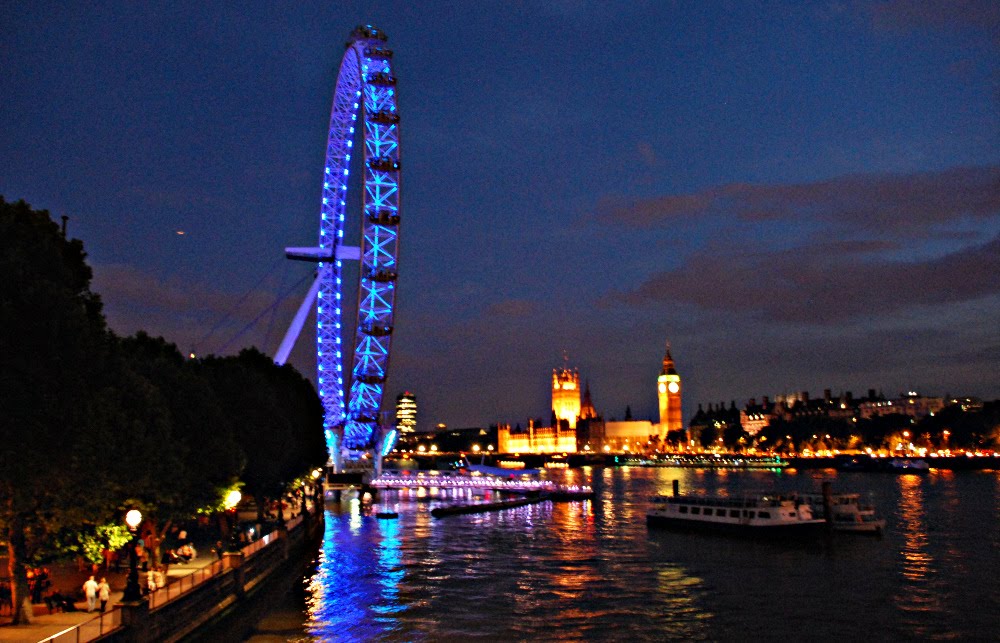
left=657, top=344, right=682, bottom=433
left=552, top=363, right=581, bottom=430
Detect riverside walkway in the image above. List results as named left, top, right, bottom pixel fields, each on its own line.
left=0, top=505, right=316, bottom=643
left=0, top=553, right=219, bottom=643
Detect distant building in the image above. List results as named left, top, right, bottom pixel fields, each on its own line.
left=692, top=401, right=742, bottom=441
left=859, top=391, right=945, bottom=420
left=552, top=364, right=581, bottom=430
left=395, top=391, right=417, bottom=433
left=499, top=343, right=684, bottom=454
left=714, top=388, right=948, bottom=437
left=603, top=420, right=655, bottom=452
left=739, top=397, right=775, bottom=436
left=496, top=358, right=581, bottom=453
left=498, top=419, right=576, bottom=454
left=657, top=345, right=682, bottom=434
left=408, top=426, right=496, bottom=453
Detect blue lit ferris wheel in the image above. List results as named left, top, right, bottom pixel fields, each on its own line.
left=277, top=25, right=401, bottom=464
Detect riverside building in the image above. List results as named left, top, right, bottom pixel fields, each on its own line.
left=498, top=343, right=684, bottom=454
left=395, top=391, right=417, bottom=434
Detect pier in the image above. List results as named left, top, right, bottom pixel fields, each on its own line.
left=370, top=471, right=592, bottom=496
left=372, top=472, right=593, bottom=518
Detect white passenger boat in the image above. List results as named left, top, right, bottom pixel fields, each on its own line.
left=800, top=492, right=886, bottom=534
left=646, top=487, right=826, bottom=536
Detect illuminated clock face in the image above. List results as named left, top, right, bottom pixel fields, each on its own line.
left=667, top=381, right=680, bottom=394
left=658, top=383, right=666, bottom=394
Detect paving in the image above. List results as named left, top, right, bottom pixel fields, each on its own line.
left=0, top=546, right=221, bottom=642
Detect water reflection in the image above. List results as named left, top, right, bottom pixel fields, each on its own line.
left=284, top=469, right=997, bottom=642
left=893, top=474, right=946, bottom=638
left=656, top=565, right=712, bottom=637
left=306, top=504, right=406, bottom=640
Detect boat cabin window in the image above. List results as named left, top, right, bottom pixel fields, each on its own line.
left=716, top=509, right=726, bottom=516
left=678, top=506, right=688, bottom=514
left=691, top=507, right=701, bottom=515
left=758, top=511, right=770, bottom=518
left=730, top=510, right=740, bottom=518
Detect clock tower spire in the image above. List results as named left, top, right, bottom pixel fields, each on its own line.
left=657, top=341, right=682, bottom=435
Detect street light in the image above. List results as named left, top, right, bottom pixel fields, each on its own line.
left=224, top=489, right=242, bottom=551
left=122, top=509, right=143, bottom=602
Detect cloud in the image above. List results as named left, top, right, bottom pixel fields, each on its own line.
left=484, top=298, right=539, bottom=318
left=869, top=0, right=1000, bottom=35
left=595, top=165, right=1000, bottom=236
left=607, top=233, right=1000, bottom=323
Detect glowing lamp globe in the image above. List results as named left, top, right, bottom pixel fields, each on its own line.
left=224, top=489, right=242, bottom=510
left=125, top=509, right=142, bottom=530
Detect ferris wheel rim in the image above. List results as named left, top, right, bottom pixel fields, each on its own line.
left=316, top=25, right=401, bottom=453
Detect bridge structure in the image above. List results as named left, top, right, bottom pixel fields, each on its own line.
left=276, top=25, right=402, bottom=472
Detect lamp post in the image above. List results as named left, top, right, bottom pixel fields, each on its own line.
left=224, top=489, right=242, bottom=552
left=122, top=509, right=143, bottom=602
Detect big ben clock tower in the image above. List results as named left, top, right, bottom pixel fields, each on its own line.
left=657, top=343, right=682, bottom=433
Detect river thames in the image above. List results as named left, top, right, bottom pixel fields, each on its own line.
left=247, top=466, right=1000, bottom=641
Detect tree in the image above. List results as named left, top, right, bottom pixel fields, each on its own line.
left=723, top=423, right=749, bottom=451
left=0, top=198, right=321, bottom=623
left=114, top=332, right=244, bottom=563
left=0, top=198, right=117, bottom=623
left=0, top=199, right=206, bottom=621
left=202, top=348, right=325, bottom=524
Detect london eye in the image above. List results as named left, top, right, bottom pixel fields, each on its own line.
left=277, top=25, right=401, bottom=465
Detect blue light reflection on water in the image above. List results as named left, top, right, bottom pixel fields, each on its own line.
left=306, top=499, right=406, bottom=640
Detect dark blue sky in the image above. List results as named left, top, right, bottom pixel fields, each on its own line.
left=3, top=1, right=998, bottom=430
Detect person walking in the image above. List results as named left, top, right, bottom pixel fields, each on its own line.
left=83, top=576, right=98, bottom=612
left=97, top=578, right=111, bottom=612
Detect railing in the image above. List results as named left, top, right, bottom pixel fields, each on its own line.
left=150, top=509, right=310, bottom=608
left=39, top=608, right=121, bottom=643
left=286, top=513, right=304, bottom=532
left=148, top=558, right=225, bottom=610
left=240, top=530, right=278, bottom=558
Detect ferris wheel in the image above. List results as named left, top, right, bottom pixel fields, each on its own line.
left=276, top=25, right=401, bottom=465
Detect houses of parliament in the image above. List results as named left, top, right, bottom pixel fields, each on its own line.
left=498, top=345, right=685, bottom=454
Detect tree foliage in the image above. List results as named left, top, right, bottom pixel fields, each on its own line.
left=0, top=198, right=121, bottom=622
left=0, top=198, right=326, bottom=622
left=202, top=348, right=326, bottom=521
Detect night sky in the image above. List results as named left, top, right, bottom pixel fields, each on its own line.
left=3, top=1, right=998, bottom=431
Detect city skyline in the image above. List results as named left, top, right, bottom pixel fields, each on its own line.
left=2, top=1, right=998, bottom=429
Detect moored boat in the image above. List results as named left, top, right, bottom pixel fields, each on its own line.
left=799, top=491, right=885, bottom=534
left=642, top=454, right=788, bottom=469
left=888, top=457, right=929, bottom=472
left=646, top=481, right=826, bottom=536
